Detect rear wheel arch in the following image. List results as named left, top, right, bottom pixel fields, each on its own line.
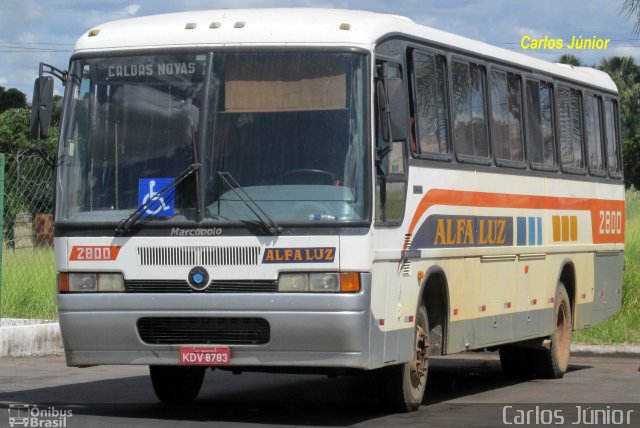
left=557, top=260, right=577, bottom=328
left=418, top=266, right=450, bottom=356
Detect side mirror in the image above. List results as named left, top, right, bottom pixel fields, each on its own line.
left=385, top=76, right=408, bottom=141
left=30, top=76, right=54, bottom=139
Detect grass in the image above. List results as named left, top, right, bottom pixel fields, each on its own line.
left=573, top=188, right=640, bottom=345
left=1, top=191, right=639, bottom=344
left=0, top=247, right=57, bottom=320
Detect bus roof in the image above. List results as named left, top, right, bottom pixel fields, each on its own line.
left=74, top=8, right=617, bottom=93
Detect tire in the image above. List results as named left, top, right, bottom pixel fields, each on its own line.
left=383, top=305, right=429, bottom=413
left=531, top=283, right=572, bottom=379
left=499, top=346, right=534, bottom=379
left=149, top=365, right=206, bottom=403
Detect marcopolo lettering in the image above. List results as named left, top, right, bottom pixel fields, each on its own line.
left=170, top=228, right=222, bottom=237
left=262, top=247, right=336, bottom=263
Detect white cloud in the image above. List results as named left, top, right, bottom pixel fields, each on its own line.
left=0, top=76, right=8, bottom=85
left=123, top=4, right=141, bottom=15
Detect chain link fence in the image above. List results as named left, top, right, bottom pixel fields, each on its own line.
left=1, top=152, right=57, bottom=319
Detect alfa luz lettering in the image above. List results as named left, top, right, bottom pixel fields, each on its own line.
left=431, top=216, right=512, bottom=247
left=262, top=247, right=335, bottom=263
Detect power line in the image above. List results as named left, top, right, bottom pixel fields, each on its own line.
left=0, top=41, right=74, bottom=46
left=0, top=49, right=69, bottom=53
left=0, top=45, right=71, bottom=51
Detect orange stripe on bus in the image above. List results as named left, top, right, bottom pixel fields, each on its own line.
left=552, top=216, right=561, bottom=241
left=407, top=189, right=624, bottom=244
left=561, top=216, right=569, bottom=241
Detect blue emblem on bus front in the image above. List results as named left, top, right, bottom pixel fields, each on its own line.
left=188, top=266, right=209, bottom=291
left=138, top=178, right=175, bottom=217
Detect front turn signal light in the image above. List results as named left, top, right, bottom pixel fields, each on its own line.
left=340, top=272, right=360, bottom=293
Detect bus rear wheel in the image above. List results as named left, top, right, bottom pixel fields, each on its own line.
left=532, top=283, right=572, bottom=379
left=149, top=365, right=206, bottom=403
left=383, top=305, right=429, bottom=412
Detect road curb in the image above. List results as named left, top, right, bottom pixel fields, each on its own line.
left=0, top=319, right=63, bottom=357
left=570, top=344, right=640, bottom=357
left=1, top=319, right=639, bottom=358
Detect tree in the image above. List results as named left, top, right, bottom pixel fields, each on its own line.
left=597, top=53, right=640, bottom=188
left=557, top=54, right=583, bottom=67
left=0, top=107, right=58, bottom=154
left=0, top=86, right=27, bottom=113
left=0, top=108, right=31, bottom=152
left=622, top=0, right=640, bottom=33
left=600, top=56, right=639, bottom=90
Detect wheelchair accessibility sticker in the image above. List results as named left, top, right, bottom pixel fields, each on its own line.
left=138, top=178, right=175, bottom=217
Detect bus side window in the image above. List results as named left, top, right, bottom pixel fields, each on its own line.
left=557, top=87, right=585, bottom=171
left=585, top=93, right=605, bottom=175
left=526, top=80, right=556, bottom=167
left=411, top=51, right=449, bottom=155
left=491, top=70, right=524, bottom=164
left=604, top=99, right=622, bottom=177
left=452, top=60, right=489, bottom=159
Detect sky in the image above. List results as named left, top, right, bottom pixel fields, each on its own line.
left=1, top=0, right=639, bottom=100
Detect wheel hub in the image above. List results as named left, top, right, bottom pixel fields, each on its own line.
left=410, top=325, right=429, bottom=382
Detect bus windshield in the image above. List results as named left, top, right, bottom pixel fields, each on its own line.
left=56, top=51, right=368, bottom=227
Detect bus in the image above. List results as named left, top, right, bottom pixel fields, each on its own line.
left=30, top=8, right=624, bottom=412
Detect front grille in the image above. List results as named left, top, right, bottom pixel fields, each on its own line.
left=137, top=317, right=270, bottom=345
left=125, top=280, right=278, bottom=293
left=137, top=246, right=261, bottom=266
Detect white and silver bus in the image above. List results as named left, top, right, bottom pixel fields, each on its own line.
left=32, top=8, right=624, bottom=411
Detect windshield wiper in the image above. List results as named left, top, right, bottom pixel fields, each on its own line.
left=115, top=163, right=201, bottom=236
left=217, top=171, right=282, bottom=235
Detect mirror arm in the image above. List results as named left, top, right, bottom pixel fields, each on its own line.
left=39, top=62, right=68, bottom=85
left=35, top=140, right=55, bottom=169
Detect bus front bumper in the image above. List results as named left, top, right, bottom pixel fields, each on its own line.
left=57, top=274, right=373, bottom=369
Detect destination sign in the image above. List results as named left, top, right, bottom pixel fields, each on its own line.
left=96, top=55, right=206, bottom=81
left=107, top=62, right=197, bottom=78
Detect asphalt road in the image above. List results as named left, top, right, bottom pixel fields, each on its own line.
left=0, top=353, right=639, bottom=427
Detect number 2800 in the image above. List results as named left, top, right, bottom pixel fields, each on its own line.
left=599, top=210, right=623, bottom=235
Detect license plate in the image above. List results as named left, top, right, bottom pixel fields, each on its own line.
left=179, top=346, right=231, bottom=366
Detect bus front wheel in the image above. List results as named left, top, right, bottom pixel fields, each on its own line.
left=383, top=305, right=429, bottom=412
left=149, top=365, right=206, bottom=403
left=532, top=283, right=572, bottom=379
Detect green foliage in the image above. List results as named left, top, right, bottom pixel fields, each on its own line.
left=598, top=56, right=640, bottom=190
left=557, top=54, right=583, bottom=66
left=624, top=136, right=640, bottom=189
left=0, top=86, right=26, bottom=113
left=0, top=247, right=57, bottom=320
left=621, top=0, right=640, bottom=34
left=0, top=108, right=31, bottom=152
left=0, top=107, right=58, bottom=154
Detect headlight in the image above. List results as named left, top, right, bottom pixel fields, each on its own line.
left=277, top=273, right=308, bottom=292
left=59, top=273, right=125, bottom=293
left=309, top=273, right=339, bottom=292
left=98, top=273, right=125, bottom=292
left=278, top=272, right=360, bottom=293
left=69, top=273, right=97, bottom=292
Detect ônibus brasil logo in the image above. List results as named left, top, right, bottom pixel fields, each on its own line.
left=8, top=404, right=72, bottom=427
